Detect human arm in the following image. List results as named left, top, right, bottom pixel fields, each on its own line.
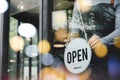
left=101, top=0, right=120, bottom=45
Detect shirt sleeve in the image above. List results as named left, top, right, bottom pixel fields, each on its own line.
left=101, top=0, right=120, bottom=45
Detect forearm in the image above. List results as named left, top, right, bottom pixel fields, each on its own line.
left=101, top=29, right=120, bottom=45
left=101, top=1, right=120, bottom=45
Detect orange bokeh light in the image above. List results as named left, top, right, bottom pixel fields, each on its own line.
left=94, top=42, right=108, bottom=58
left=9, top=36, right=24, bottom=52
left=38, top=40, right=51, bottom=54
left=39, top=67, right=65, bottom=80
left=76, top=0, right=92, bottom=12
left=114, top=36, right=120, bottom=48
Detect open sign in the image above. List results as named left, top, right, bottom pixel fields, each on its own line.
left=64, top=38, right=91, bottom=74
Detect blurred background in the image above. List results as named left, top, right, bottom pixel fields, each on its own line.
left=0, top=0, right=120, bottom=80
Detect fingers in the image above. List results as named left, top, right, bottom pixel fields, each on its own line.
left=91, top=39, right=100, bottom=49
left=88, top=34, right=100, bottom=49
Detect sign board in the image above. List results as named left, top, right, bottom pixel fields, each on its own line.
left=64, top=38, right=92, bottom=74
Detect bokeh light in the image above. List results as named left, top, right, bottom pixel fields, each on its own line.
left=78, top=68, right=91, bottom=80
left=66, top=74, right=80, bottom=80
left=53, top=44, right=65, bottom=48
left=63, top=67, right=91, bottom=80
left=18, top=23, right=36, bottom=38
left=51, top=57, right=64, bottom=67
left=9, top=36, right=24, bottom=52
left=76, top=0, right=92, bottom=12
left=25, top=45, right=38, bottom=58
left=108, top=57, right=120, bottom=77
left=40, top=53, right=54, bottom=66
left=53, top=65, right=91, bottom=80
left=38, top=40, right=51, bottom=54
left=39, top=67, right=65, bottom=80
left=114, top=36, right=120, bottom=48
left=17, top=0, right=25, bottom=10
left=94, top=42, right=108, bottom=58
left=52, top=11, right=67, bottom=30
left=0, top=0, right=8, bottom=14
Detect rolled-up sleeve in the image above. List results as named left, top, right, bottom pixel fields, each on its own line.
left=101, top=0, right=120, bottom=45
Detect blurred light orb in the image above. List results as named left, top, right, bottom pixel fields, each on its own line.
left=51, top=57, right=64, bottom=67
left=25, top=45, right=38, bottom=58
left=66, top=75, right=80, bottom=80
left=52, top=11, right=67, bottom=30
left=17, top=1, right=24, bottom=10
left=114, top=36, right=120, bottom=48
left=40, top=53, right=54, bottom=66
left=53, top=44, right=65, bottom=48
left=38, top=40, right=50, bottom=54
left=65, top=68, right=91, bottom=80
left=39, top=67, right=65, bottom=80
left=0, top=0, right=8, bottom=14
left=94, top=42, right=108, bottom=58
left=9, top=36, right=24, bottom=52
left=78, top=68, right=91, bottom=80
left=108, top=57, right=120, bottom=77
left=18, top=23, right=36, bottom=38
left=76, top=0, right=92, bottom=12
left=54, top=66, right=91, bottom=80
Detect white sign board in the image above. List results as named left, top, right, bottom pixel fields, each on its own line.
left=64, top=38, right=91, bottom=74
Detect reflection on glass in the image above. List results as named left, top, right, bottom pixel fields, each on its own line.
left=0, top=0, right=8, bottom=14
left=9, top=17, right=39, bottom=80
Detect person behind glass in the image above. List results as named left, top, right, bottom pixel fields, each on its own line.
left=70, top=0, right=120, bottom=49
left=54, top=0, right=120, bottom=54
left=54, top=0, right=120, bottom=79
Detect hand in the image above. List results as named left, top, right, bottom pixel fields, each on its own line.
left=88, top=34, right=101, bottom=49
left=88, top=34, right=108, bottom=58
